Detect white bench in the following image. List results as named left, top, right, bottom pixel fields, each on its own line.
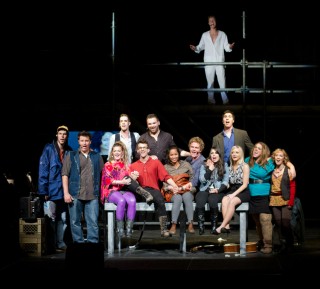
left=104, top=202, right=249, bottom=255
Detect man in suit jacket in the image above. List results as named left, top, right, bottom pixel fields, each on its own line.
left=212, top=110, right=253, bottom=164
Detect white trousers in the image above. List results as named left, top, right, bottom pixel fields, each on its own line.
left=204, top=64, right=229, bottom=103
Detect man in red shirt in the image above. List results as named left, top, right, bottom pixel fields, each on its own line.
left=130, top=139, right=179, bottom=237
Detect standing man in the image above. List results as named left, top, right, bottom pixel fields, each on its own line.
left=108, top=114, right=140, bottom=163
left=62, top=131, right=104, bottom=243
left=130, top=139, right=180, bottom=237
left=190, top=15, right=235, bottom=104
left=212, top=110, right=253, bottom=165
left=138, top=113, right=189, bottom=164
left=38, top=125, right=72, bottom=253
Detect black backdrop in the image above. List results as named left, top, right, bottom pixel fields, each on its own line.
left=2, top=3, right=319, bottom=218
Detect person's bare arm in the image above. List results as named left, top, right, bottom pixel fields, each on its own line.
left=287, top=162, right=296, bottom=179
left=180, top=150, right=191, bottom=157
left=62, top=175, right=73, bottom=203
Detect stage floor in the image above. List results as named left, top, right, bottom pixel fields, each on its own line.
left=1, top=219, right=319, bottom=283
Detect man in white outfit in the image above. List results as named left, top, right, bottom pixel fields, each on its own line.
left=190, top=15, right=235, bottom=104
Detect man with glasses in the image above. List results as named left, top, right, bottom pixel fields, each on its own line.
left=130, top=139, right=179, bottom=237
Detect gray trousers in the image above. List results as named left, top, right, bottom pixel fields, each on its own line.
left=171, top=192, right=194, bottom=223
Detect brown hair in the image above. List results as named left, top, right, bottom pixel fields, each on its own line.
left=248, top=142, right=270, bottom=168
left=119, top=113, right=130, bottom=122
left=146, top=113, right=159, bottom=121
left=136, top=139, right=149, bottom=149
left=77, top=130, right=92, bottom=140
left=222, top=110, right=235, bottom=120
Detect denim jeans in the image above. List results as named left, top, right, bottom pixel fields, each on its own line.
left=68, top=198, right=99, bottom=243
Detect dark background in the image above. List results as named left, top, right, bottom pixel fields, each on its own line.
left=2, top=3, right=319, bottom=218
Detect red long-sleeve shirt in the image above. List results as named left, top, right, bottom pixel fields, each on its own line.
left=130, top=157, right=172, bottom=190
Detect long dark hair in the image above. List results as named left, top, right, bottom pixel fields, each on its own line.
left=208, top=146, right=226, bottom=179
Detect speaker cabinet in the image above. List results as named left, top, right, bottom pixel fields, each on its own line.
left=65, top=242, right=104, bottom=271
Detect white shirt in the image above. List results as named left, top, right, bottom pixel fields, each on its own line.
left=108, top=131, right=140, bottom=163
left=195, top=30, right=232, bottom=62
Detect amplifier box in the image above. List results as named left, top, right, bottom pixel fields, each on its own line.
left=20, top=196, right=41, bottom=219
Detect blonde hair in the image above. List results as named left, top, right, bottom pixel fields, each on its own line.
left=271, top=148, right=290, bottom=166
left=108, top=141, right=130, bottom=167
left=229, top=145, right=244, bottom=165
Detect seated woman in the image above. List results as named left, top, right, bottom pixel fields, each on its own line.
left=196, top=146, right=229, bottom=235
left=213, top=145, right=250, bottom=235
left=100, top=141, right=153, bottom=238
left=100, top=141, right=136, bottom=238
left=162, top=145, right=195, bottom=234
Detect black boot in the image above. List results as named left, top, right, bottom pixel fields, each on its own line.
left=197, top=208, right=205, bottom=235
left=210, top=208, right=219, bottom=234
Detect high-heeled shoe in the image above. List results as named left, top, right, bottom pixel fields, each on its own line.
left=211, top=228, right=221, bottom=235
left=221, top=227, right=231, bottom=234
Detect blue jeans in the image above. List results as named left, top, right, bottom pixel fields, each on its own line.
left=68, top=198, right=100, bottom=243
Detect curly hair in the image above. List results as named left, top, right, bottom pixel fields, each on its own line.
left=188, top=136, right=205, bottom=152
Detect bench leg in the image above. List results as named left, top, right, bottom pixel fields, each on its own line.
left=182, top=233, right=186, bottom=252
left=239, top=212, right=247, bottom=255
left=178, top=211, right=187, bottom=253
left=103, top=210, right=107, bottom=251
left=107, top=212, right=115, bottom=255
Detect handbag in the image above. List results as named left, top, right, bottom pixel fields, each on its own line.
left=161, top=173, right=190, bottom=202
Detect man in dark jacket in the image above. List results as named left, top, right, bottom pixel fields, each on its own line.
left=212, top=110, right=253, bottom=164
left=38, top=125, right=72, bottom=253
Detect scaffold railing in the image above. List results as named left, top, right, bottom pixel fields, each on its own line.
left=141, top=60, right=318, bottom=95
